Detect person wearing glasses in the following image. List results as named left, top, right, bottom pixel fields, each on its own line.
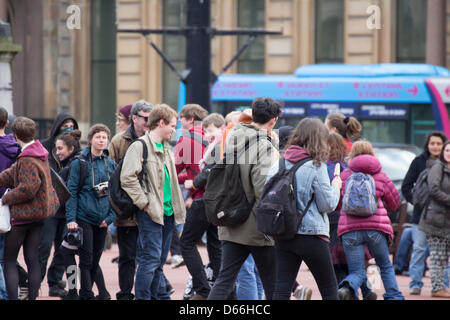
left=108, top=100, right=153, bottom=300
left=115, top=104, right=132, bottom=133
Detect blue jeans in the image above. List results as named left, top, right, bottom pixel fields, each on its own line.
left=0, top=233, right=7, bottom=300
left=135, top=211, right=174, bottom=300
left=409, top=224, right=429, bottom=290
left=393, top=227, right=413, bottom=272
left=236, top=254, right=264, bottom=300
left=341, top=230, right=404, bottom=300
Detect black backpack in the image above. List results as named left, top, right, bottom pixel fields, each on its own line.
left=203, top=136, right=262, bottom=227
left=412, top=163, right=444, bottom=213
left=109, top=139, right=150, bottom=220
left=256, top=157, right=314, bottom=241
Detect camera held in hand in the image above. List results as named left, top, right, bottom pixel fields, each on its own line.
left=64, top=226, right=83, bottom=248
left=93, top=181, right=109, bottom=198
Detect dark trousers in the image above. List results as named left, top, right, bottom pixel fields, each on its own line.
left=4, top=221, right=44, bottom=300
left=77, top=220, right=107, bottom=300
left=116, top=226, right=138, bottom=300
left=38, top=216, right=66, bottom=287
left=170, top=225, right=182, bottom=256
left=273, top=234, right=338, bottom=300
left=180, top=199, right=221, bottom=297
left=208, top=240, right=276, bottom=300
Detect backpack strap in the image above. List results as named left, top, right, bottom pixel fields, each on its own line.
left=76, top=156, right=88, bottom=194
left=181, top=131, right=209, bottom=148
left=134, top=139, right=150, bottom=193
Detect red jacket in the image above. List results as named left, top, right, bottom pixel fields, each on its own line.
left=0, top=140, right=59, bottom=223
left=174, top=125, right=207, bottom=199
left=337, top=154, right=401, bottom=243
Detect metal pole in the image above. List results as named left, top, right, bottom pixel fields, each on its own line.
left=185, top=0, right=211, bottom=111
left=91, top=0, right=116, bottom=132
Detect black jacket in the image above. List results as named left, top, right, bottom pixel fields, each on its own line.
left=41, top=112, right=79, bottom=171
left=193, top=143, right=221, bottom=191
left=401, top=152, right=429, bottom=224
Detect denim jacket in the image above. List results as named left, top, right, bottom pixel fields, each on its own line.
left=266, top=159, right=340, bottom=238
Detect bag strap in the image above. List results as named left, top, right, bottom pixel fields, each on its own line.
left=235, top=135, right=264, bottom=160
left=134, top=139, right=150, bottom=193
left=181, top=131, right=209, bottom=148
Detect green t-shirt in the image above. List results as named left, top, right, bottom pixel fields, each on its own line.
left=155, top=142, right=174, bottom=216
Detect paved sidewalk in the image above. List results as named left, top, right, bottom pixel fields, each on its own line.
left=29, top=243, right=447, bottom=300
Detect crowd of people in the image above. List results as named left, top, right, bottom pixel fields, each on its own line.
left=0, top=96, right=449, bottom=300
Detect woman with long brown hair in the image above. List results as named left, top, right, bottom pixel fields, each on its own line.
left=267, top=117, right=342, bottom=300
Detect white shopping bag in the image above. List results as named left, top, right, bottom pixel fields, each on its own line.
left=0, top=189, right=11, bottom=233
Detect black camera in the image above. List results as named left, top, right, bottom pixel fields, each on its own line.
left=93, top=181, right=109, bottom=198
left=64, top=226, right=83, bottom=248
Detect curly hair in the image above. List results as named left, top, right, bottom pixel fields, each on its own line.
left=327, top=132, right=348, bottom=163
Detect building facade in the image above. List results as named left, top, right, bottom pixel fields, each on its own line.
left=2, top=0, right=450, bottom=137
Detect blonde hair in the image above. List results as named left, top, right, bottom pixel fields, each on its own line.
left=349, top=140, right=375, bottom=158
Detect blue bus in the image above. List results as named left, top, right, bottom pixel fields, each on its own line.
left=195, top=63, right=450, bottom=148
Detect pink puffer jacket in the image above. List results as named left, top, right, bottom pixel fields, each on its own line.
left=337, top=154, right=401, bottom=242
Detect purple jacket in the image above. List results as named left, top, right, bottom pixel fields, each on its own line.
left=337, top=154, right=401, bottom=242
left=0, top=134, right=20, bottom=197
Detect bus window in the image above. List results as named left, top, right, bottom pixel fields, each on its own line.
left=410, top=104, right=436, bottom=147
left=361, top=120, right=406, bottom=144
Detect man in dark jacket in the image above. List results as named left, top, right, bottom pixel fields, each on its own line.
left=401, top=131, right=447, bottom=295
left=38, top=112, right=79, bottom=298
left=41, top=112, right=79, bottom=172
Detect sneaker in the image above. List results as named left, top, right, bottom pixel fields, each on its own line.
left=363, top=291, right=378, bottom=300
left=18, top=287, right=29, bottom=300
left=293, top=285, right=312, bottom=300
left=183, top=276, right=194, bottom=300
left=166, top=283, right=175, bottom=295
left=170, top=255, right=185, bottom=268
left=410, top=287, right=421, bottom=295
left=338, top=286, right=358, bottom=300
left=49, top=285, right=68, bottom=298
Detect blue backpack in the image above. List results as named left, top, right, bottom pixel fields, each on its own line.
left=342, top=171, right=378, bottom=217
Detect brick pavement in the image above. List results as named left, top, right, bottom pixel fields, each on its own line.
left=28, top=243, right=448, bottom=300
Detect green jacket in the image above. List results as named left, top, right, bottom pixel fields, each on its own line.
left=120, top=132, right=186, bottom=226
left=218, top=123, right=279, bottom=246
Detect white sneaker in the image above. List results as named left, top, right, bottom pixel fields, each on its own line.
left=170, top=255, right=185, bottom=268
left=293, top=285, right=312, bottom=300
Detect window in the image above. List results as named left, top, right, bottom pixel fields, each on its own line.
left=361, top=120, right=406, bottom=144
left=315, top=0, right=344, bottom=64
left=237, top=0, right=265, bottom=73
left=396, top=0, right=427, bottom=63
left=163, top=0, right=187, bottom=109
left=410, top=104, right=436, bottom=147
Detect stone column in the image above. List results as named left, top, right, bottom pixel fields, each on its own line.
left=426, top=0, right=446, bottom=66
left=0, top=20, right=21, bottom=114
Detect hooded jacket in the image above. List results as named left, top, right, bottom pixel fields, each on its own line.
left=0, top=140, right=59, bottom=223
left=174, top=125, right=207, bottom=200
left=401, top=152, right=431, bottom=224
left=0, top=134, right=20, bottom=197
left=41, top=112, right=79, bottom=171
left=419, top=160, right=450, bottom=239
left=218, top=123, right=279, bottom=246
left=267, top=145, right=340, bottom=238
left=338, top=155, right=401, bottom=243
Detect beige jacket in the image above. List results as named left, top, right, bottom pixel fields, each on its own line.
left=120, top=131, right=186, bottom=226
